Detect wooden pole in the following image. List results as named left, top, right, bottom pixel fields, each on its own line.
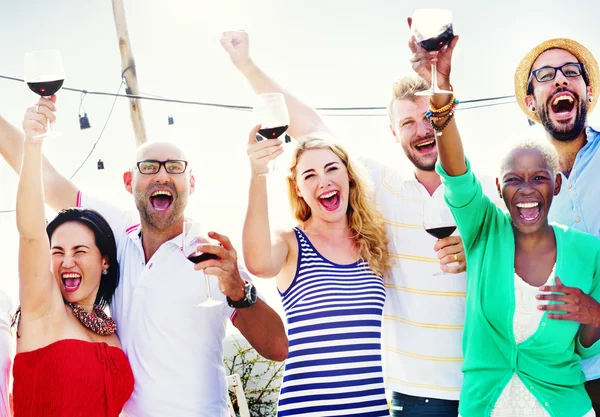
left=111, top=0, right=147, bottom=146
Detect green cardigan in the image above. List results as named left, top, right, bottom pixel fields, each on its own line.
left=437, top=159, right=600, bottom=417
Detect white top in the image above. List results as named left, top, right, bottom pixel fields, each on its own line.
left=490, top=271, right=594, bottom=417
left=79, top=192, right=237, bottom=417
left=364, top=159, right=502, bottom=400
left=0, top=292, right=12, bottom=417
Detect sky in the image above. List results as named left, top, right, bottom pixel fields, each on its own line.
left=1, top=0, right=600, bottom=320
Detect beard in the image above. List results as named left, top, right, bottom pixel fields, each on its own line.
left=538, top=93, right=588, bottom=143
left=403, top=135, right=438, bottom=171
left=408, top=155, right=437, bottom=171
left=134, top=186, right=188, bottom=230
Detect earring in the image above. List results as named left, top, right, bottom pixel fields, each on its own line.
left=102, top=269, right=108, bottom=276
left=590, top=97, right=593, bottom=103
left=531, top=107, right=536, bottom=112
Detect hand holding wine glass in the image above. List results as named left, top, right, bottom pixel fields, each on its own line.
left=182, top=219, right=223, bottom=307
left=22, top=96, right=57, bottom=142
left=253, top=93, right=290, bottom=176
left=24, top=49, right=65, bottom=138
left=423, top=197, right=457, bottom=276
left=247, top=124, right=284, bottom=178
left=408, top=9, right=458, bottom=95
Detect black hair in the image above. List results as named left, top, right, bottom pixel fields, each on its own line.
left=46, top=208, right=120, bottom=309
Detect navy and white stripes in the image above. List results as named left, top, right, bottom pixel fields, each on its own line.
left=277, top=227, right=389, bottom=417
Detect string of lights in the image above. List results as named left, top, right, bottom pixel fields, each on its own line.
left=0, top=74, right=515, bottom=112
left=0, top=73, right=518, bottom=214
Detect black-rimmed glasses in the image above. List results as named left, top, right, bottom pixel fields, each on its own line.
left=136, top=160, right=188, bottom=175
left=530, top=62, right=585, bottom=84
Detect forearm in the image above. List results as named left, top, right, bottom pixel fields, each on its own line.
left=235, top=299, right=288, bottom=361
left=0, top=116, right=77, bottom=211
left=432, top=84, right=467, bottom=177
left=242, top=177, right=277, bottom=277
left=0, top=116, right=26, bottom=174
left=580, top=323, right=600, bottom=348
left=16, top=140, right=47, bottom=239
left=236, top=60, right=329, bottom=138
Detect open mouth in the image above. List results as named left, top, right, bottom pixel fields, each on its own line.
left=150, top=190, right=174, bottom=211
left=515, top=201, right=541, bottom=224
left=318, top=190, right=341, bottom=212
left=61, top=273, right=82, bottom=293
left=414, top=138, right=436, bottom=154
left=550, top=93, right=576, bottom=119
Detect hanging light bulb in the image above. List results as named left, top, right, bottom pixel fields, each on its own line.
left=78, top=91, right=91, bottom=130
left=97, top=159, right=104, bottom=170
left=79, top=113, right=91, bottom=130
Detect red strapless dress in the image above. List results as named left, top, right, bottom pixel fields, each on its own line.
left=12, top=339, right=134, bottom=417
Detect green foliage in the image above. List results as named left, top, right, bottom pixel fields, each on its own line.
left=224, top=342, right=284, bottom=417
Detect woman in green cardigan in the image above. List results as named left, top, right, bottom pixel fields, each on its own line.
left=407, top=26, right=600, bottom=417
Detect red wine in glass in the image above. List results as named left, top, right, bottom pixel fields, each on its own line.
left=411, top=9, right=454, bottom=95
left=187, top=253, right=220, bottom=264
left=258, top=125, right=288, bottom=140
left=417, top=24, right=454, bottom=51
left=27, top=79, right=64, bottom=96
left=182, top=219, right=222, bottom=307
left=425, top=225, right=457, bottom=239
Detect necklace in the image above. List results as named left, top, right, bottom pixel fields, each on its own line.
left=67, top=303, right=117, bottom=336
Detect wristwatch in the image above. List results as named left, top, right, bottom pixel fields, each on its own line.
left=226, top=281, right=257, bottom=309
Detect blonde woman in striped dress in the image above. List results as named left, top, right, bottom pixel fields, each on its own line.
left=243, top=124, right=392, bottom=417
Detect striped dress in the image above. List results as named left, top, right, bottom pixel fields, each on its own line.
left=277, top=227, right=389, bottom=417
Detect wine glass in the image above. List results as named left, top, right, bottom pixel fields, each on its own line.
left=182, top=218, right=222, bottom=307
left=24, top=49, right=65, bottom=138
left=423, top=197, right=457, bottom=276
left=253, top=93, right=290, bottom=176
left=411, top=9, right=454, bottom=96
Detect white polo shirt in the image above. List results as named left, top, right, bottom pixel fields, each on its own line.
left=364, top=160, right=502, bottom=401
left=78, top=192, right=237, bottom=417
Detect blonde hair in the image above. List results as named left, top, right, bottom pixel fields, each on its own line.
left=500, top=139, right=560, bottom=178
left=388, top=76, right=430, bottom=125
left=286, top=137, right=391, bottom=277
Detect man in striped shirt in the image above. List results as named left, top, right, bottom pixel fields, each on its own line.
left=221, top=29, right=501, bottom=416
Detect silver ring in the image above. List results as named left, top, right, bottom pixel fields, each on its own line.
left=35, top=105, right=39, bottom=113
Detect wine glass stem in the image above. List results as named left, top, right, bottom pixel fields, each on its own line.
left=205, top=273, right=213, bottom=300
left=430, top=62, right=439, bottom=91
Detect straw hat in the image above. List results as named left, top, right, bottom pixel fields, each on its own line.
left=514, top=38, right=599, bottom=124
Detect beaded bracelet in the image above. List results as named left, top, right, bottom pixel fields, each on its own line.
left=426, top=97, right=460, bottom=119
left=430, top=111, right=455, bottom=136
left=426, top=98, right=459, bottom=120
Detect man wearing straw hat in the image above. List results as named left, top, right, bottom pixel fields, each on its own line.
left=515, top=38, right=600, bottom=411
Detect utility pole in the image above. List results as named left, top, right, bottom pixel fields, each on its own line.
left=111, top=0, right=147, bottom=146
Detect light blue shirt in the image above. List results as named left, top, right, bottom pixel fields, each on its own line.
left=549, top=126, right=600, bottom=380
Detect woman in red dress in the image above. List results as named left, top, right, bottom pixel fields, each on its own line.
left=11, top=96, right=134, bottom=417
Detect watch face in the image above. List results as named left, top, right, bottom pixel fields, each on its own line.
left=246, top=282, right=257, bottom=303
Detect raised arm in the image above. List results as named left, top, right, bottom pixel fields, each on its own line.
left=0, top=97, right=78, bottom=212
left=242, top=125, right=289, bottom=278
left=220, top=30, right=331, bottom=139
left=16, top=105, right=63, bottom=318
left=407, top=18, right=465, bottom=176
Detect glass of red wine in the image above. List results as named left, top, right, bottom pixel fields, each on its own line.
left=182, top=218, right=222, bottom=307
left=24, top=49, right=65, bottom=138
left=411, top=9, right=454, bottom=96
left=423, top=197, right=457, bottom=276
left=253, top=93, right=290, bottom=176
